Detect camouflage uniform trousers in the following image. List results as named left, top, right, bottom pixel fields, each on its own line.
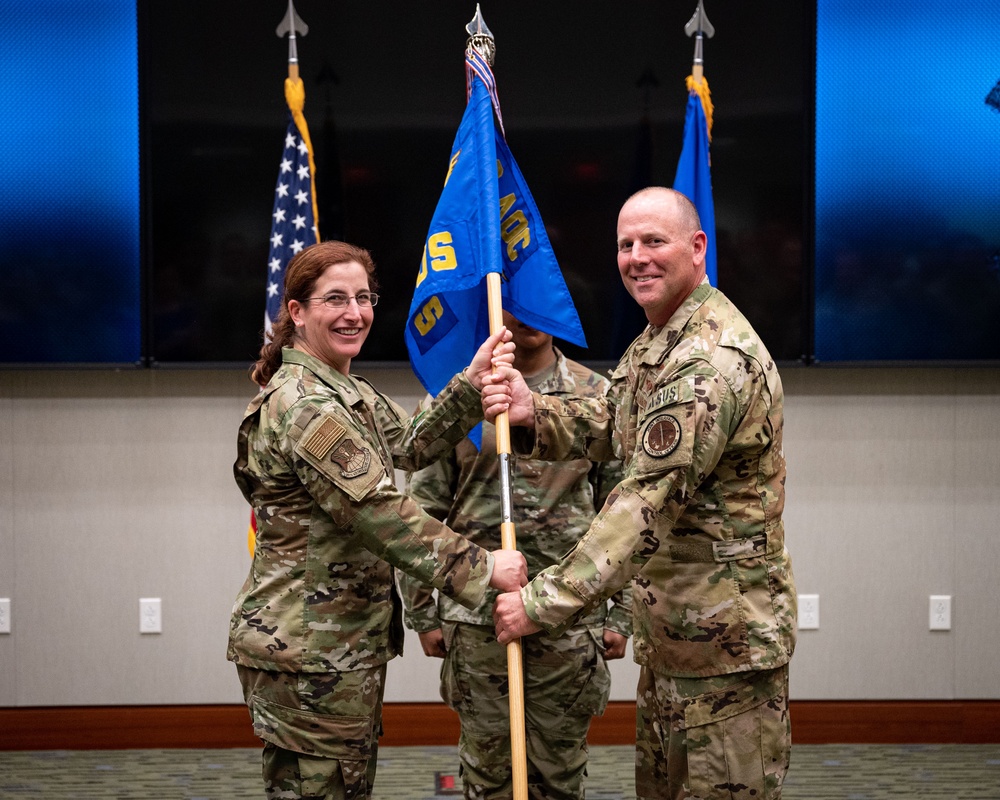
left=237, top=664, right=386, bottom=800
left=634, top=664, right=790, bottom=800
left=440, top=620, right=612, bottom=800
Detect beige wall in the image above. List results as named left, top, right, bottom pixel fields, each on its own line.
left=0, top=366, right=998, bottom=707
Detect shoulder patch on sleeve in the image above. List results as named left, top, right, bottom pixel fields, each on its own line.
left=642, top=413, right=682, bottom=458
left=294, top=411, right=385, bottom=502
left=633, top=379, right=695, bottom=477
left=328, top=437, right=372, bottom=478
left=301, top=415, right=347, bottom=460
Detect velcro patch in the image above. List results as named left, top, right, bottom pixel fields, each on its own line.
left=295, top=412, right=384, bottom=503
left=645, top=378, right=692, bottom=415
left=642, top=413, right=682, bottom=458
left=329, top=438, right=372, bottom=478
left=301, top=416, right=347, bottom=460
left=649, top=382, right=682, bottom=410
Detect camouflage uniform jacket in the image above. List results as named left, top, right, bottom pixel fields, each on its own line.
left=399, top=349, right=632, bottom=637
left=229, top=347, right=495, bottom=674
left=514, top=281, right=796, bottom=678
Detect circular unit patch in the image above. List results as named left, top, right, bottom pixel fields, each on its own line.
left=642, top=414, right=681, bottom=458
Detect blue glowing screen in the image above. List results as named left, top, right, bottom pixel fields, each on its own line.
left=0, top=0, right=140, bottom=365
left=815, top=0, right=1000, bottom=361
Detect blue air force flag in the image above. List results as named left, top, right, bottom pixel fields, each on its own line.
left=405, top=53, right=586, bottom=397
left=673, top=77, right=717, bottom=286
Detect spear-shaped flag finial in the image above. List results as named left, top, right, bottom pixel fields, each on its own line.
left=276, top=0, right=309, bottom=80
left=466, top=4, right=496, bottom=67
left=684, top=0, right=715, bottom=84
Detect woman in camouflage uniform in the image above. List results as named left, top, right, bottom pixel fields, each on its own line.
left=229, top=240, right=527, bottom=800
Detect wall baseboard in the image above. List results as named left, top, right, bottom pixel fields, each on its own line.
left=2, top=700, right=997, bottom=751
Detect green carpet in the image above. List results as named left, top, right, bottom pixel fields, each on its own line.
left=1, top=744, right=998, bottom=799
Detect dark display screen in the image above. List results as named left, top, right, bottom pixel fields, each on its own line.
left=17, top=3, right=988, bottom=368
left=0, top=0, right=140, bottom=366
left=143, top=1, right=808, bottom=366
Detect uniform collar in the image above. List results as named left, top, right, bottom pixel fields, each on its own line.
left=640, top=279, right=714, bottom=366
left=531, top=347, right=578, bottom=395
left=280, top=347, right=365, bottom=406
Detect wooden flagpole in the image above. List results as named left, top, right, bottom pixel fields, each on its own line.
left=486, top=273, right=529, bottom=800
left=468, top=7, right=528, bottom=797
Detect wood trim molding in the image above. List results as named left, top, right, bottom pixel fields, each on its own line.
left=2, top=700, right=998, bottom=751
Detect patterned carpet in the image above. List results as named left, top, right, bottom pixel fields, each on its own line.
left=1, top=744, right=999, bottom=799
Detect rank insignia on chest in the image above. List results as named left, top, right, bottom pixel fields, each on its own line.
left=642, top=414, right=682, bottom=458
left=330, top=437, right=372, bottom=478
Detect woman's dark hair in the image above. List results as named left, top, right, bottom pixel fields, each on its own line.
left=250, top=241, right=378, bottom=385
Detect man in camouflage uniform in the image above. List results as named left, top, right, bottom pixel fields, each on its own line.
left=489, top=188, right=797, bottom=800
left=231, top=280, right=526, bottom=800
left=399, top=311, right=632, bottom=800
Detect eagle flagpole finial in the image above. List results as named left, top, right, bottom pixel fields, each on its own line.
left=466, top=4, right=496, bottom=67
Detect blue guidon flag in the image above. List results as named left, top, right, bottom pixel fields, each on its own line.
left=405, top=49, right=587, bottom=401
left=673, top=75, right=717, bottom=286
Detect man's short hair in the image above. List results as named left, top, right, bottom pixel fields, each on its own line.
left=626, top=187, right=702, bottom=233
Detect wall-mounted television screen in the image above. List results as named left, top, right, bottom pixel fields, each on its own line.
left=0, top=0, right=140, bottom=366
left=814, top=0, right=1000, bottom=363
left=15, top=2, right=992, bottom=369
left=143, top=1, right=809, bottom=367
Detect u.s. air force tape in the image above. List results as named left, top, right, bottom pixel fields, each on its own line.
left=642, top=413, right=682, bottom=458
left=301, top=416, right=373, bottom=478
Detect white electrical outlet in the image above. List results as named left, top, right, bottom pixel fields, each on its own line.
left=929, top=595, right=951, bottom=631
left=139, top=598, right=162, bottom=634
left=799, top=594, right=819, bottom=630
left=0, top=598, right=10, bottom=634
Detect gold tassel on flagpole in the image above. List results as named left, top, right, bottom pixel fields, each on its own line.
left=685, top=74, right=713, bottom=141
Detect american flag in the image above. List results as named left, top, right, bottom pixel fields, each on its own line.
left=252, top=88, right=319, bottom=555
left=265, top=112, right=318, bottom=337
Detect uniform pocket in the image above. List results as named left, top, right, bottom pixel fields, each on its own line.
left=295, top=751, right=369, bottom=799
left=439, top=621, right=470, bottom=714
left=251, top=696, right=374, bottom=759
left=633, top=380, right=695, bottom=479
left=683, top=669, right=789, bottom=800
left=569, top=629, right=612, bottom=718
